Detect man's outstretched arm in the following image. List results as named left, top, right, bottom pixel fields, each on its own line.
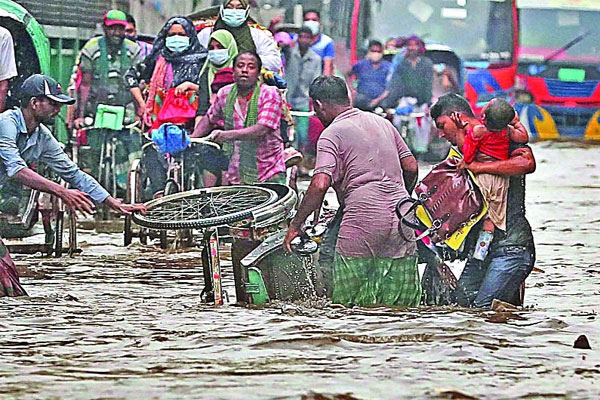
left=283, top=173, right=331, bottom=251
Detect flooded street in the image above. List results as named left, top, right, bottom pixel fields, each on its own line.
left=1, top=142, right=599, bottom=400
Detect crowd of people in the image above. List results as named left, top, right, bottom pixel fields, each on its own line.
left=0, top=2, right=536, bottom=311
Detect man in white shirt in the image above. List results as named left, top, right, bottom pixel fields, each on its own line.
left=0, top=26, right=18, bottom=113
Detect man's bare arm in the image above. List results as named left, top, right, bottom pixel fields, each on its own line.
left=466, top=147, right=536, bottom=176
left=400, top=155, right=418, bottom=193
left=190, top=116, right=214, bottom=138
left=323, top=59, right=335, bottom=76
left=291, top=173, right=331, bottom=230
left=76, top=72, right=92, bottom=118
left=217, top=124, right=272, bottom=141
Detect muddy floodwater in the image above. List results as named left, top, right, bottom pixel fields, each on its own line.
left=1, top=142, right=599, bottom=400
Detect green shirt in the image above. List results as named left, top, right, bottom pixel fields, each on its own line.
left=79, top=36, right=141, bottom=121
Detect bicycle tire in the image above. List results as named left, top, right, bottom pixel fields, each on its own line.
left=132, top=186, right=278, bottom=230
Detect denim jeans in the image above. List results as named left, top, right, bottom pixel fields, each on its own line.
left=455, top=246, right=535, bottom=308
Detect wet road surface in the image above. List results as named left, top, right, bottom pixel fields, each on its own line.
left=1, top=142, right=599, bottom=399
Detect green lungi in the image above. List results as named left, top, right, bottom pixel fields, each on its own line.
left=332, top=253, right=421, bottom=307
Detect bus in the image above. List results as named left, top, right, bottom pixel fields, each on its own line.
left=365, top=0, right=518, bottom=113
left=515, top=0, right=600, bottom=140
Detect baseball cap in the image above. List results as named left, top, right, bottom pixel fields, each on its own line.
left=103, top=9, right=128, bottom=27
left=20, top=74, right=75, bottom=105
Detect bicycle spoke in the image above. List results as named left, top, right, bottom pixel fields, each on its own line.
left=134, top=187, right=278, bottom=228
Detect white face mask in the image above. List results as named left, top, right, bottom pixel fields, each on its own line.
left=303, top=20, right=320, bottom=36
left=208, top=49, right=230, bottom=66
left=221, top=8, right=248, bottom=27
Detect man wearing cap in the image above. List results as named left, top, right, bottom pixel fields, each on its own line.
left=73, top=10, right=142, bottom=194
left=0, top=74, right=146, bottom=297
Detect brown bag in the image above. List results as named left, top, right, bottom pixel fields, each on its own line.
left=397, top=156, right=485, bottom=244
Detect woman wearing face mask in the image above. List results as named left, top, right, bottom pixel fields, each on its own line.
left=196, top=0, right=282, bottom=72
left=196, top=30, right=238, bottom=117
left=124, top=16, right=207, bottom=127
left=345, top=40, right=392, bottom=111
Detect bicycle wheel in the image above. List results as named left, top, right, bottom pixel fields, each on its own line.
left=132, top=186, right=278, bottom=230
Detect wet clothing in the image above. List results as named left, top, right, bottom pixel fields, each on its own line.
left=333, top=254, right=421, bottom=307
left=476, top=172, right=508, bottom=231
left=0, top=109, right=109, bottom=202
left=206, top=83, right=285, bottom=183
left=464, top=127, right=511, bottom=231
left=79, top=36, right=140, bottom=121
left=314, top=108, right=416, bottom=258
left=493, top=143, right=535, bottom=251
left=456, top=246, right=534, bottom=308
left=197, top=24, right=282, bottom=72
left=455, top=143, right=535, bottom=307
left=0, top=238, right=26, bottom=297
left=285, top=47, right=322, bottom=110
left=463, top=128, right=510, bottom=163
left=384, top=56, right=433, bottom=107
left=351, top=60, right=392, bottom=100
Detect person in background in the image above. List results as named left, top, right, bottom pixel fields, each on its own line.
left=284, top=76, right=420, bottom=307
left=346, top=40, right=391, bottom=111
left=197, top=30, right=239, bottom=115
left=197, top=0, right=282, bottom=73
left=74, top=10, right=142, bottom=194
left=124, top=16, right=208, bottom=195
left=383, top=38, right=397, bottom=63
left=0, top=26, right=17, bottom=113
left=303, top=10, right=335, bottom=76
left=273, top=31, right=293, bottom=69
left=0, top=74, right=146, bottom=297
left=125, top=16, right=207, bottom=127
left=381, top=36, right=432, bottom=108
left=193, top=29, right=239, bottom=187
left=285, top=26, right=322, bottom=154
left=124, top=13, right=153, bottom=60
left=74, top=10, right=141, bottom=129
left=381, top=35, right=433, bottom=159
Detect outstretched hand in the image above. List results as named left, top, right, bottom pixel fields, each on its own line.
left=59, top=188, right=96, bottom=217
left=104, top=197, right=147, bottom=216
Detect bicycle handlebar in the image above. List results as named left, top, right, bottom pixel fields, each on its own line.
left=189, top=137, right=221, bottom=150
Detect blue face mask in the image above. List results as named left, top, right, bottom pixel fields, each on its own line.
left=165, top=35, right=190, bottom=52
left=222, top=9, right=248, bottom=27
left=209, top=49, right=230, bottom=66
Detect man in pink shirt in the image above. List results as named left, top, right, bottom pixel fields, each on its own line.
left=284, top=76, right=421, bottom=307
left=193, top=51, right=286, bottom=184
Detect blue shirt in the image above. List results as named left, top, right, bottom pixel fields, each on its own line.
left=351, top=59, right=392, bottom=99
left=0, top=109, right=109, bottom=202
left=311, top=33, right=335, bottom=60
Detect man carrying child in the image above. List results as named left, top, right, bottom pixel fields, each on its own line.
left=431, top=94, right=536, bottom=308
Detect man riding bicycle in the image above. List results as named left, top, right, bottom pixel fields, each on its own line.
left=73, top=10, right=142, bottom=196
left=380, top=36, right=434, bottom=160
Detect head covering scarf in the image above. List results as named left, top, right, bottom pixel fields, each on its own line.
left=213, top=0, right=257, bottom=55
left=200, top=30, right=239, bottom=95
left=148, top=16, right=207, bottom=86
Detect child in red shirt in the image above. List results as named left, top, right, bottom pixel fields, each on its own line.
left=452, top=98, right=528, bottom=260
